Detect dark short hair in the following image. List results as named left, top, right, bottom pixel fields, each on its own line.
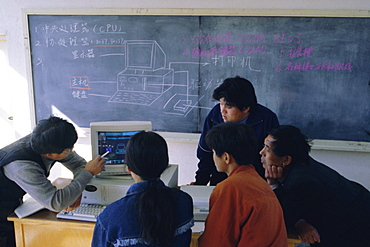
left=212, top=76, right=257, bottom=111
left=31, top=116, right=78, bottom=154
left=206, top=122, right=257, bottom=166
left=268, top=125, right=311, bottom=164
left=126, top=131, right=169, bottom=180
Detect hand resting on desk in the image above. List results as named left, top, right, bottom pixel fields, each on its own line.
left=295, top=219, right=321, bottom=244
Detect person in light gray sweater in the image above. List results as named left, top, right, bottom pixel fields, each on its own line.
left=0, top=116, right=106, bottom=247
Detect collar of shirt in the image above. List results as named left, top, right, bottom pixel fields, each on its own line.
left=126, top=178, right=165, bottom=196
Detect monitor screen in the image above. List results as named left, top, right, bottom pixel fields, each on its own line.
left=97, top=131, right=140, bottom=165
left=90, top=121, right=152, bottom=177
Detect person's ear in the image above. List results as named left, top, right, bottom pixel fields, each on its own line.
left=223, top=152, right=231, bottom=164
left=282, top=156, right=292, bottom=167
left=43, top=153, right=54, bottom=159
left=242, top=106, right=251, bottom=114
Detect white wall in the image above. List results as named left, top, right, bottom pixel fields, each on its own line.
left=0, top=0, right=369, bottom=189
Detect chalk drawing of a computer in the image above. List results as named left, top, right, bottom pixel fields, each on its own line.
left=109, top=40, right=174, bottom=106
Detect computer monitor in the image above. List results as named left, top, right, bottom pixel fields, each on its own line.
left=90, top=121, right=152, bottom=177
left=125, top=40, right=166, bottom=70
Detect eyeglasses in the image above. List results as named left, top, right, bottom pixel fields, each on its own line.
left=63, top=148, right=73, bottom=154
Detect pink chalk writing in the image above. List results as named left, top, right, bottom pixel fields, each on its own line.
left=276, top=61, right=353, bottom=72
left=279, top=46, right=313, bottom=58
left=182, top=32, right=267, bottom=45
left=183, top=45, right=267, bottom=59
left=273, top=33, right=303, bottom=44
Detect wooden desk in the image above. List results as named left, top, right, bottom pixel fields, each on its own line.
left=8, top=210, right=301, bottom=247
left=9, top=210, right=95, bottom=247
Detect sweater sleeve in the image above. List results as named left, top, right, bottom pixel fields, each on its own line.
left=58, top=151, right=87, bottom=178
left=4, top=154, right=93, bottom=211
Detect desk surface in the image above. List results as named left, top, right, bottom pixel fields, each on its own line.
left=8, top=210, right=301, bottom=247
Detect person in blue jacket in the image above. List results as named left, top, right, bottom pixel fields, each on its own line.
left=92, top=131, right=194, bottom=247
left=261, top=125, right=370, bottom=246
left=193, top=76, right=279, bottom=185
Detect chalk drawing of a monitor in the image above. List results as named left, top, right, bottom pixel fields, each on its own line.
left=109, top=40, right=174, bottom=106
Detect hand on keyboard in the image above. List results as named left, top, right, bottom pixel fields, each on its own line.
left=64, top=195, right=82, bottom=211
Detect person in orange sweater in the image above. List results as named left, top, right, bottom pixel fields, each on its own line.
left=198, top=122, right=287, bottom=247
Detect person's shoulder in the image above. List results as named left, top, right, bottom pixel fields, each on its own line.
left=250, top=104, right=278, bottom=124
left=4, top=159, right=41, bottom=171
left=226, top=168, right=278, bottom=198
left=283, top=159, right=321, bottom=186
left=202, top=103, right=223, bottom=128
left=232, top=171, right=258, bottom=186
left=104, top=196, right=127, bottom=210
left=172, top=189, right=194, bottom=218
left=206, top=104, right=221, bottom=117
left=98, top=196, right=131, bottom=222
left=174, top=188, right=194, bottom=203
left=254, top=104, right=277, bottom=115
left=227, top=166, right=266, bottom=186
left=210, top=175, right=249, bottom=202
left=289, top=158, right=318, bottom=174
left=293, top=158, right=344, bottom=183
left=213, top=175, right=239, bottom=192
left=210, top=103, right=220, bottom=111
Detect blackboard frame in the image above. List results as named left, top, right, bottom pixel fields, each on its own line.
left=22, top=8, right=370, bottom=149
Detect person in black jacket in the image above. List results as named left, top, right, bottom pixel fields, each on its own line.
left=260, top=125, right=370, bottom=246
left=193, top=76, right=279, bottom=185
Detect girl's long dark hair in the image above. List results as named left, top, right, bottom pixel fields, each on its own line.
left=126, top=131, right=176, bottom=246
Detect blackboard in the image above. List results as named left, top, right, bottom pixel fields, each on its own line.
left=26, top=11, right=370, bottom=142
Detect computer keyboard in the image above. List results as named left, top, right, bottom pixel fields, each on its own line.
left=109, top=91, right=160, bottom=105
left=56, top=203, right=106, bottom=222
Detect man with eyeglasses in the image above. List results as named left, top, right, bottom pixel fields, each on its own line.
left=0, top=116, right=106, bottom=247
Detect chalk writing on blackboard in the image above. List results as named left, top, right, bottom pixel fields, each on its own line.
left=34, top=28, right=352, bottom=117
left=28, top=15, right=370, bottom=141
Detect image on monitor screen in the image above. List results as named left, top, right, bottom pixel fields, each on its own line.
left=97, top=131, right=140, bottom=165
